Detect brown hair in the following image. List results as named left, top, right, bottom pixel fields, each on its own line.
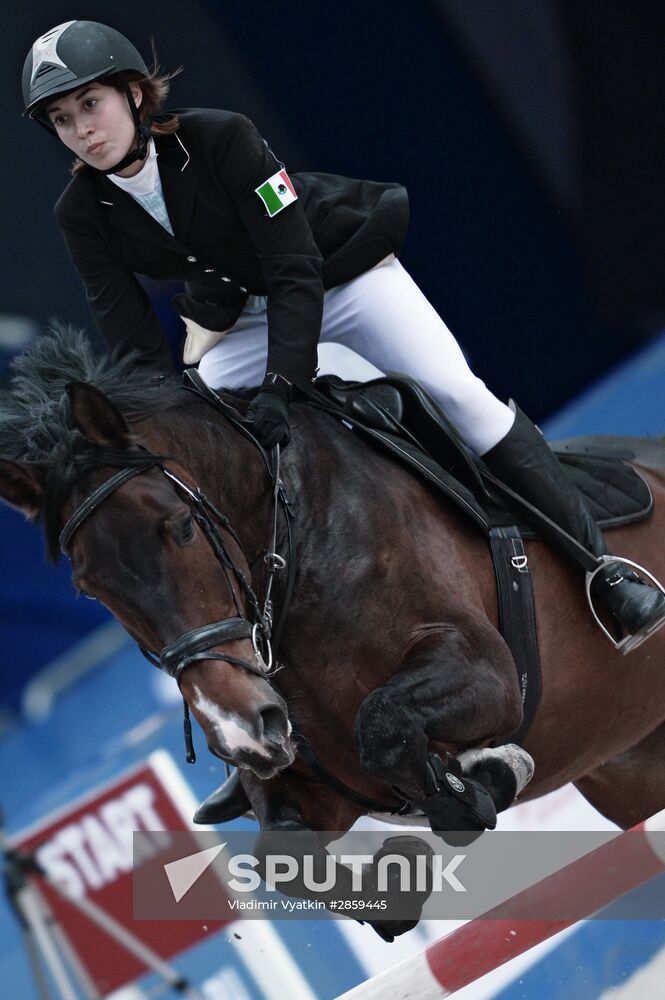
left=69, top=64, right=182, bottom=175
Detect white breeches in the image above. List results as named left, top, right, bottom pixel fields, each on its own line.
left=197, top=258, right=514, bottom=455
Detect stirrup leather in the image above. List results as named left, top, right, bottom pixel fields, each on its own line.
left=585, top=555, right=665, bottom=655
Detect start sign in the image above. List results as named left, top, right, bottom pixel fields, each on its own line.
left=13, top=750, right=230, bottom=996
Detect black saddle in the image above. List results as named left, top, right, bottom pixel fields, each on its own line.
left=312, top=373, right=653, bottom=533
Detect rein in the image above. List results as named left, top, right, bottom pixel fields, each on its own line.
left=180, top=375, right=406, bottom=811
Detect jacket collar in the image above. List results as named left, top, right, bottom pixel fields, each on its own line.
left=97, top=131, right=198, bottom=252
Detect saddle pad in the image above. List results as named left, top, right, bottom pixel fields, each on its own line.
left=555, top=451, right=652, bottom=527
left=484, top=450, right=653, bottom=533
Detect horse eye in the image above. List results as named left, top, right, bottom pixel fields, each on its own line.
left=181, top=515, right=195, bottom=541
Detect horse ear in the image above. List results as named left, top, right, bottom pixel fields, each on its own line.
left=66, top=382, right=132, bottom=449
left=0, top=459, right=44, bottom=519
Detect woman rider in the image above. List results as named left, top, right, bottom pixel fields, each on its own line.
left=21, top=22, right=665, bottom=647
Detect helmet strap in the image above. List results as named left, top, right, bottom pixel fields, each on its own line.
left=100, top=80, right=152, bottom=176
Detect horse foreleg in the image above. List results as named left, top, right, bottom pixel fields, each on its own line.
left=355, top=620, right=529, bottom=838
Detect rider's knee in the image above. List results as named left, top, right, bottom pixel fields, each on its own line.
left=317, top=342, right=384, bottom=381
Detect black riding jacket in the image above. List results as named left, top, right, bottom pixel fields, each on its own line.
left=54, top=108, right=409, bottom=394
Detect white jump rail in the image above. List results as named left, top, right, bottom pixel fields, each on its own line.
left=337, top=808, right=665, bottom=999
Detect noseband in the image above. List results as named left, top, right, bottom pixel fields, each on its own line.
left=59, top=446, right=294, bottom=760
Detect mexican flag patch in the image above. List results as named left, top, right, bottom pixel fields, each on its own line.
left=255, top=169, right=297, bottom=217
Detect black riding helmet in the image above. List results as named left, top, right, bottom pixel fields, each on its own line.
left=22, top=20, right=152, bottom=174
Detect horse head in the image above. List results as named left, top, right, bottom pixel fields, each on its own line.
left=0, top=378, right=295, bottom=780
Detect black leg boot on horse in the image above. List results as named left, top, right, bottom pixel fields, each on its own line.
left=396, top=752, right=499, bottom=847
left=482, top=406, right=665, bottom=649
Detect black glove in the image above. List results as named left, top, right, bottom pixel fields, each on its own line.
left=247, top=373, right=292, bottom=449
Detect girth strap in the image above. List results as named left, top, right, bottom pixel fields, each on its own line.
left=488, top=526, right=542, bottom=744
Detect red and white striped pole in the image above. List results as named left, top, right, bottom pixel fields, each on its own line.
left=337, top=809, right=665, bottom=999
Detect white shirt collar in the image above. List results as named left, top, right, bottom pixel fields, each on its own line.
left=107, top=139, right=160, bottom=196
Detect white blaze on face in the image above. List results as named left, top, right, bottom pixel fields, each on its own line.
left=191, top=686, right=270, bottom=759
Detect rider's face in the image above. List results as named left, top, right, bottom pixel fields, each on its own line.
left=45, top=81, right=144, bottom=176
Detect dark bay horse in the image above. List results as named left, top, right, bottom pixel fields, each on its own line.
left=2, top=330, right=665, bottom=846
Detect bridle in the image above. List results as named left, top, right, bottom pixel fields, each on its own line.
left=59, top=379, right=405, bottom=815
left=59, top=443, right=295, bottom=761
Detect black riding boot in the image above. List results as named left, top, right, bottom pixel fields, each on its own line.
left=482, top=406, right=665, bottom=640
left=193, top=770, right=251, bottom=825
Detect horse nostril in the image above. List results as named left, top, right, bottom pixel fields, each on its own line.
left=259, top=705, right=288, bottom=743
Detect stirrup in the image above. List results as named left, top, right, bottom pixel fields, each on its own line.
left=585, top=555, right=665, bottom=655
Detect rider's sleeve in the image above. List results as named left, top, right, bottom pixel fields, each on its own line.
left=55, top=203, right=174, bottom=374
left=211, top=114, right=324, bottom=396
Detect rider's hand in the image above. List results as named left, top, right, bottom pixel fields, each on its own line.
left=247, top=373, right=292, bottom=449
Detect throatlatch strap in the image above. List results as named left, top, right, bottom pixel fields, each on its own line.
left=488, top=526, right=542, bottom=745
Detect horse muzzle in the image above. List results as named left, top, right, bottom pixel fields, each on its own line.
left=234, top=739, right=296, bottom=780
left=190, top=682, right=295, bottom=778
left=209, top=731, right=296, bottom=780
left=158, top=615, right=296, bottom=772
left=236, top=699, right=296, bottom=777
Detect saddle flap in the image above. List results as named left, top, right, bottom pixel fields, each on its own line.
left=351, top=384, right=404, bottom=431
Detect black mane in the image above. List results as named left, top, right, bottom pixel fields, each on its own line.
left=0, top=326, right=187, bottom=560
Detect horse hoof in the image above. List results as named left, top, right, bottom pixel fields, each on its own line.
left=193, top=770, right=251, bottom=824
left=458, top=744, right=535, bottom=812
